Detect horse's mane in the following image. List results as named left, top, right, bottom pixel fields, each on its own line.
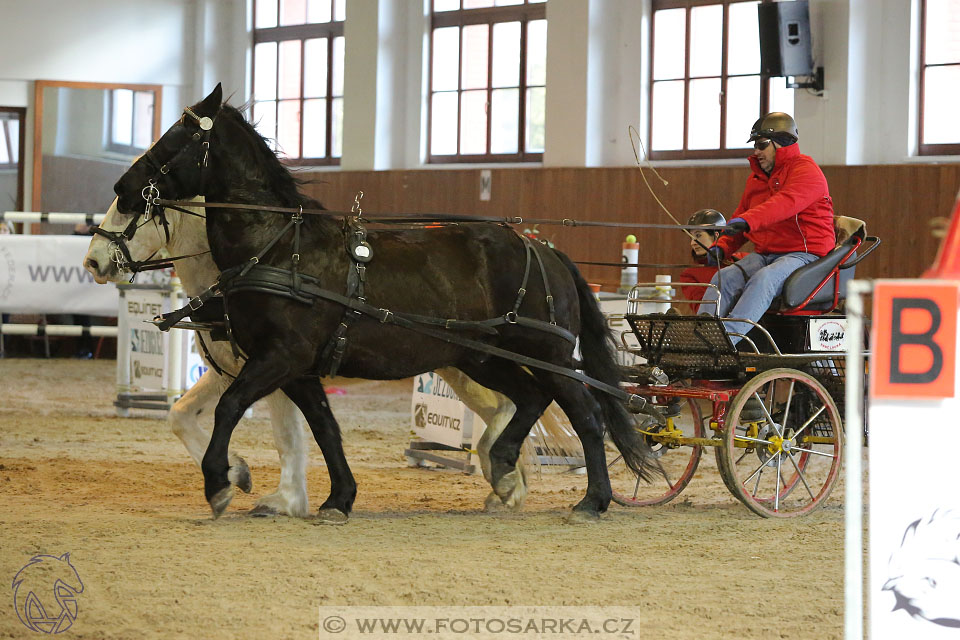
left=218, top=103, right=324, bottom=210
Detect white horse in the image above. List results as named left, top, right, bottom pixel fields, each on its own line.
left=83, top=198, right=528, bottom=516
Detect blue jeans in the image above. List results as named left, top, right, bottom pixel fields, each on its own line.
left=698, top=251, right=819, bottom=344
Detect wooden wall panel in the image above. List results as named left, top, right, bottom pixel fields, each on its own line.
left=301, top=164, right=960, bottom=290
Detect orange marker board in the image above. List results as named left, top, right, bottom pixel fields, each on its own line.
left=871, top=281, right=958, bottom=399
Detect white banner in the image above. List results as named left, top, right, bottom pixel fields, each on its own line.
left=411, top=372, right=477, bottom=449
left=125, top=290, right=167, bottom=392
left=0, top=235, right=118, bottom=314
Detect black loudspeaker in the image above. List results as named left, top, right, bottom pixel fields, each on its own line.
left=758, top=1, right=814, bottom=77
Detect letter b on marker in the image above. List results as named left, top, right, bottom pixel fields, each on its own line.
left=872, top=283, right=957, bottom=399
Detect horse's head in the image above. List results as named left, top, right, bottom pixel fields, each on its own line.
left=113, top=83, right=223, bottom=216
left=84, top=195, right=206, bottom=284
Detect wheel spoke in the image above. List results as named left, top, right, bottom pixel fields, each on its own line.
left=793, top=406, right=826, bottom=439
left=655, top=458, right=675, bottom=490
left=774, top=451, right=783, bottom=511
left=607, top=454, right=623, bottom=470
left=781, top=380, right=796, bottom=431
left=786, top=450, right=816, bottom=501
left=791, top=446, right=836, bottom=459
left=735, top=434, right=774, bottom=446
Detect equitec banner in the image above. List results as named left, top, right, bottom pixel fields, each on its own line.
left=871, top=280, right=958, bottom=399
left=0, top=235, right=118, bottom=315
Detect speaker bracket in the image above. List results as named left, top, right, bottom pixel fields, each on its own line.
left=786, top=66, right=824, bottom=92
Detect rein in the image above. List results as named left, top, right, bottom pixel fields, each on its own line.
left=151, top=198, right=724, bottom=232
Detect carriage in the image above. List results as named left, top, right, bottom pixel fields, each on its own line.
left=606, top=220, right=880, bottom=517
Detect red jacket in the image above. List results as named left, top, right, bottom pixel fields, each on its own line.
left=716, top=144, right=835, bottom=258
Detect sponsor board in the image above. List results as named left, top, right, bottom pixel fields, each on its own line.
left=125, top=290, right=167, bottom=392
left=808, top=317, right=847, bottom=351
left=410, top=372, right=478, bottom=449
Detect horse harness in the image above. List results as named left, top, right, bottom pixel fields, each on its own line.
left=134, top=105, right=650, bottom=410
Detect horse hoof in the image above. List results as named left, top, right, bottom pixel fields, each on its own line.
left=248, top=504, right=279, bottom=518
left=209, top=486, right=235, bottom=519
left=314, top=508, right=349, bottom=525
left=483, top=491, right=509, bottom=512
left=566, top=509, right=601, bottom=524
left=228, top=454, right=253, bottom=494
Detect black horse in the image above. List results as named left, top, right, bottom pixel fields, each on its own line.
left=113, top=84, right=657, bottom=521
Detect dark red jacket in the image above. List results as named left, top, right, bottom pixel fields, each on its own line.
left=716, top=144, right=835, bottom=258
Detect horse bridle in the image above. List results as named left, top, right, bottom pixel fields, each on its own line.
left=93, top=106, right=217, bottom=278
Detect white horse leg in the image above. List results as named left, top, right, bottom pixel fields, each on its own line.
left=250, top=391, right=310, bottom=518
left=437, top=368, right=526, bottom=511
left=169, top=369, right=251, bottom=493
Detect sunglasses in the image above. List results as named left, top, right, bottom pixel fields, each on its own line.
left=754, top=139, right=773, bottom=151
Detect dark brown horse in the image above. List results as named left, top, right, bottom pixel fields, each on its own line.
left=112, top=84, right=657, bottom=521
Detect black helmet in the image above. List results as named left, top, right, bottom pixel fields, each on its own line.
left=747, top=112, right=798, bottom=146
left=687, top=209, right=726, bottom=228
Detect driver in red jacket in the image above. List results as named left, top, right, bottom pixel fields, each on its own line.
left=698, top=112, right=835, bottom=344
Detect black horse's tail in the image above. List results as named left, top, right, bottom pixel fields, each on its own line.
left=554, top=251, right=657, bottom=482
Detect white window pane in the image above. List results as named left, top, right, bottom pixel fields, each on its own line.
left=460, top=90, right=487, bottom=154
left=526, top=20, right=547, bottom=86
left=133, top=91, right=154, bottom=149
left=688, top=78, right=720, bottom=149
left=280, top=0, right=306, bottom=26
left=461, top=25, right=489, bottom=90
left=304, top=38, right=328, bottom=97
left=925, top=0, right=960, bottom=65
left=0, top=127, right=10, bottom=164
left=689, top=4, right=722, bottom=78
left=277, top=99, right=301, bottom=158
left=279, top=40, right=302, bottom=99
left=923, top=65, right=960, bottom=144
left=463, top=0, right=494, bottom=7
left=651, top=80, right=684, bottom=150
left=768, top=78, right=795, bottom=117
left=333, top=0, right=345, bottom=21
left=431, top=92, right=458, bottom=155
left=256, top=0, right=278, bottom=28
left=728, top=1, right=760, bottom=75
left=490, top=87, right=518, bottom=153
left=331, top=96, right=343, bottom=157
left=526, top=86, right=545, bottom=153
left=253, top=101, right=278, bottom=149
left=302, top=98, right=327, bottom=157
left=495, top=0, right=523, bottom=5
left=254, top=42, right=278, bottom=101
left=8, top=120, right=18, bottom=162
left=307, top=0, right=331, bottom=23
left=725, top=75, right=760, bottom=149
left=332, top=36, right=345, bottom=96
left=434, top=0, right=459, bottom=11
left=112, top=89, right=133, bottom=145
left=653, top=8, right=686, bottom=80
left=432, top=27, right=460, bottom=92
left=492, top=22, right=520, bottom=88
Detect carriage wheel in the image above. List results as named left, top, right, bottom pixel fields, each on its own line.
left=719, top=368, right=843, bottom=518
left=610, top=398, right=704, bottom=507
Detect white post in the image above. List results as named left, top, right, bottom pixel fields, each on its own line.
left=115, top=287, right=131, bottom=417
left=844, top=279, right=871, bottom=640
left=165, top=279, right=185, bottom=408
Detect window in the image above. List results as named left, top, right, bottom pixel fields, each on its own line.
left=649, top=0, right=793, bottom=160
left=107, top=89, right=155, bottom=155
left=252, top=0, right=345, bottom=165
left=919, top=0, right=960, bottom=155
left=429, top=0, right=546, bottom=163
left=0, top=110, right=21, bottom=169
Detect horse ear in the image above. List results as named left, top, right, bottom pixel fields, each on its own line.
left=59, top=552, right=71, bottom=562
left=198, top=83, right=223, bottom=114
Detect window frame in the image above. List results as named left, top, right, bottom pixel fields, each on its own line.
left=0, top=107, right=25, bottom=211
left=251, top=0, right=345, bottom=166
left=106, top=89, right=156, bottom=156
left=649, top=0, right=775, bottom=161
left=918, top=0, right=960, bottom=156
left=428, top=1, right=546, bottom=164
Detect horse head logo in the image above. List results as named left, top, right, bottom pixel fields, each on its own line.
left=883, top=510, right=960, bottom=628
left=414, top=403, right=427, bottom=429
left=12, top=553, right=84, bottom=634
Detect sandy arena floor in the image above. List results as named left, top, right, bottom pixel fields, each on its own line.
left=0, top=359, right=846, bottom=639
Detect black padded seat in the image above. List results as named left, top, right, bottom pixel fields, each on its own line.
left=778, top=216, right=867, bottom=310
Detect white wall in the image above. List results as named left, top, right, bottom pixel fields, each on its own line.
left=0, top=0, right=951, bottom=205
